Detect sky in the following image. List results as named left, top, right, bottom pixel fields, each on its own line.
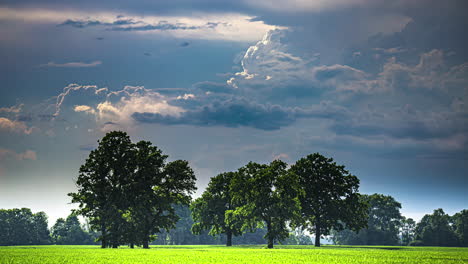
left=0, top=0, right=467, bottom=226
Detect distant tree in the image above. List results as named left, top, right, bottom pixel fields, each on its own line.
left=415, top=208, right=459, bottom=246
left=228, top=160, right=302, bottom=248
left=332, top=194, right=403, bottom=246
left=281, top=228, right=313, bottom=245
left=51, top=214, right=94, bottom=245
left=452, top=209, right=468, bottom=246
left=191, top=172, right=243, bottom=246
left=290, top=153, right=367, bottom=247
left=365, top=194, right=403, bottom=245
left=0, top=208, right=50, bottom=246
left=400, top=217, right=416, bottom=246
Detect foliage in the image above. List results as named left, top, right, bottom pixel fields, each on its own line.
left=68, top=131, right=197, bottom=248
left=452, top=209, right=468, bottom=247
left=414, top=208, right=459, bottom=247
left=401, top=217, right=416, bottom=246
left=51, top=214, right=96, bottom=245
left=0, top=208, right=50, bottom=246
left=332, top=194, right=403, bottom=246
left=228, top=160, right=302, bottom=248
left=290, top=153, right=367, bottom=247
left=152, top=205, right=268, bottom=245
left=191, top=172, right=243, bottom=246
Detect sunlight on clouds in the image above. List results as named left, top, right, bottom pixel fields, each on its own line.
left=0, top=117, right=35, bottom=135
left=55, top=85, right=185, bottom=132
left=0, top=7, right=277, bottom=42
left=73, top=105, right=95, bottom=114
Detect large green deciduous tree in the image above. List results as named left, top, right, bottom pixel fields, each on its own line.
left=229, top=160, right=302, bottom=248
left=133, top=146, right=197, bottom=248
left=290, top=153, right=367, bottom=247
left=191, top=172, right=243, bottom=246
left=69, top=131, right=197, bottom=248
left=69, top=131, right=134, bottom=248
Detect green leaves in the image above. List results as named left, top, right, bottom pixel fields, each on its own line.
left=191, top=172, right=243, bottom=246
left=228, top=160, right=302, bottom=248
left=290, top=153, right=367, bottom=246
left=68, top=131, right=197, bottom=248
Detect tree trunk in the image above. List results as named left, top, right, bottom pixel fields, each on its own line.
left=130, top=243, right=134, bottom=249
left=101, top=225, right=107, bottom=248
left=315, top=222, right=321, bottom=247
left=112, top=244, right=118, bottom=248
left=143, top=240, right=149, bottom=249
left=226, top=230, right=233, bottom=246
left=267, top=221, right=274, bottom=249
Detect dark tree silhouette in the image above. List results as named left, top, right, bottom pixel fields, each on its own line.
left=191, top=172, right=243, bottom=246
left=69, top=131, right=196, bottom=248
left=290, top=153, right=367, bottom=247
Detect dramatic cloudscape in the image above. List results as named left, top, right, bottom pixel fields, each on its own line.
left=1, top=0, right=467, bottom=225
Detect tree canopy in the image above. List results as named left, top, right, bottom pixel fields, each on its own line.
left=332, top=194, right=403, bottom=246
left=228, top=160, right=302, bottom=248
left=191, top=172, right=243, bottom=246
left=69, top=131, right=197, bottom=248
left=414, top=208, right=459, bottom=247
left=290, top=153, right=368, bottom=247
left=0, top=208, right=50, bottom=246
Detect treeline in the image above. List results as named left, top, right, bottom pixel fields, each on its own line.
left=0, top=205, right=315, bottom=246
left=0, top=208, right=98, bottom=246
left=62, top=131, right=468, bottom=248
left=331, top=194, right=468, bottom=247
left=0, top=208, right=49, bottom=246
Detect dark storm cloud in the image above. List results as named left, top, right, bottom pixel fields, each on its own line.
left=132, top=98, right=350, bottom=131
left=59, top=19, right=103, bottom=28
left=110, top=23, right=200, bottom=31
left=132, top=98, right=297, bottom=130
left=58, top=18, right=226, bottom=32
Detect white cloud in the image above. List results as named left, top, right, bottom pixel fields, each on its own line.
left=55, top=84, right=108, bottom=116
left=0, top=117, right=34, bottom=134
left=176, top=94, right=196, bottom=100
left=73, top=105, right=95, bottom=114
left=55, top=84, right=185, bottom=132
left=40, top=61, right=102, bottom=68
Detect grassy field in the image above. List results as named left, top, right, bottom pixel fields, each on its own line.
left=0, top=245, right=467, bottom=264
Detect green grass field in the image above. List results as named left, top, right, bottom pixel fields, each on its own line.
left=1, top=245, right=467, bottom=264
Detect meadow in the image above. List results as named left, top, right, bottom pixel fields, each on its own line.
left=1, top=245, right=467, bottom=264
